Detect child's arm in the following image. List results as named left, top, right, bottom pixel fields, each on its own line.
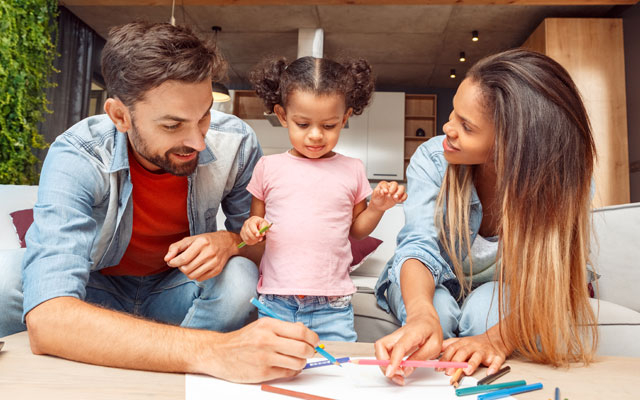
left=240, top=197, right=270, bottom=246
left=350, top=181, right=407, bottom=239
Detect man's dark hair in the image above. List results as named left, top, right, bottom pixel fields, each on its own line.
left=101, top=21, right=226, bottom=107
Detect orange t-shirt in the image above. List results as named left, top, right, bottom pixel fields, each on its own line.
left=101, top=148, right=190, bottom=276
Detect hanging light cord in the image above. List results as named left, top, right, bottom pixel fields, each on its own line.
left=170, top=0, right=176, bottom=26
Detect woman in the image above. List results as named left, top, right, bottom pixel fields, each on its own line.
left=374, top=48, right=597, bottom=385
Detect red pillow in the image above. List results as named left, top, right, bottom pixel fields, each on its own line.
left=10, top=208, right=34, bottom=248
left=349, top=235, right=383, bottom=271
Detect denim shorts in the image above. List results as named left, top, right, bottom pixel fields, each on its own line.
left=258, top=294, right=356, bottom=342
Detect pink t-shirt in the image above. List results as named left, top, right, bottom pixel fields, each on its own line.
left=246, top=151, right=372, bottom=296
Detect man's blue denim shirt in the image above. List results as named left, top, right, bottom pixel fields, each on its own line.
left=22, top=110, right=262, bottom=319
left=375, top=135, right=483, bottom=312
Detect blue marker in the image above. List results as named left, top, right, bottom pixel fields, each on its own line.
left=477, top=382, right=544, bottom=400
left=249, top=297, right=342, bottom=367
left=304, top=357, right=351, bottom=369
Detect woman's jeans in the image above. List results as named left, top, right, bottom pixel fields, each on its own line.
left=387, top=280, right=501, bottom=338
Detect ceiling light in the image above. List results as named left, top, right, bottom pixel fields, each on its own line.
left=450, top=69, right=456, bottom=79
left=459, top=52, right=466, bottom=62
left=472, top=30, right=479, bottom=42
left=212, top=82, right=230, bottom=103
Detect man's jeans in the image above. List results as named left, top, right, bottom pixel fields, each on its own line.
left=387, top=280, right=501, bottom=338
left=0, top=256, right=258, bottom=337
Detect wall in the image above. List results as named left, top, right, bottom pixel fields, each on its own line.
left=39, top=7, right=105, bottom=162
left=621, top=5, right=640, bottom=203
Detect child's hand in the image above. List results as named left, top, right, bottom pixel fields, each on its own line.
left=370, top=181, right=407, bottom=212
left=240, top=216, right=271, bottom=246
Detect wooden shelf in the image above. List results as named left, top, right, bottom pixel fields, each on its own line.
left=233, top=90, right=266, bottom=120
left=404, top=94, right=437, bottom=180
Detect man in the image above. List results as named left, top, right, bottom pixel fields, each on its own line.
left=19, top=21, right=318, bottom=383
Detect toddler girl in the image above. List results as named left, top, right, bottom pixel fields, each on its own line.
left=240, top=56, right=407, bottom=341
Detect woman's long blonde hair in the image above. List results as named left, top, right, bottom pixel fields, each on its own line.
left=436, top=49, right=597, bottom=366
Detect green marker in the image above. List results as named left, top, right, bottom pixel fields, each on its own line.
left=455, top=380, right=527, bottom=396
left=237, top=223, right=272, bottom=248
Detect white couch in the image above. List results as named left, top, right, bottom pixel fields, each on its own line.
left=2, top=184, right=639, bottom=358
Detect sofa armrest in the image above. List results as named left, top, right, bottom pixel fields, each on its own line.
left=0, top=185, right=39, bottom=250
left=590, top=202, right=640, bottom=313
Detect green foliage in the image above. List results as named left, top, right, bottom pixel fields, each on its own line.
left=0, top=0, right=58, bottom=184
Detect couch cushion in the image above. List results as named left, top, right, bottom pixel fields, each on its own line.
left=10, top=208, right=33, bottom=248
left=349, top=235, right=383, bottom=272
left=592, top=298, right=640, bottom=357
left=353, top=292, right=400, bottom=343
left=0, top=185, right=39, bottom=250
left=590, top=202, right=640, bottom=312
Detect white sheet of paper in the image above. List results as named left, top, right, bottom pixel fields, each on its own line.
left=186, top=358, right=516, bottom=400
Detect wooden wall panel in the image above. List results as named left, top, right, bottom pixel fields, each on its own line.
left=523, top=18, right=630, bottom=207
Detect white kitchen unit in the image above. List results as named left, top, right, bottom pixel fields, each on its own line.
left=364, top=91, right=404, bottom=180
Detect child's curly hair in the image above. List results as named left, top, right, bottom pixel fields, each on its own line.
left=249, top=56, right=375, bottom=115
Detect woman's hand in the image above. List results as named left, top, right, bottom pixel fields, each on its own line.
left=240, top=216, right=270, bottom=246
left=374, top=311, right=443, bottom=386
left=439, top=324, right=512, bottom=377
left=370, top=181, right=407, bottom=212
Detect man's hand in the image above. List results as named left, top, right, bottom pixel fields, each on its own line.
left=197, top=317, right=320, bottom=383
left=164, top=231, right=236, bottom=281
left=374, top=310, right=443, bottom=386
left=26, top=297, right=319, bottom=384
left=438, top=324, right=512, bottom=377
left=369, top=181, right=407, bottom=212
left=240, top=216, right=270, bottom=246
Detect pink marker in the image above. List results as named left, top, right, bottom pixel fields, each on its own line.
left=350, top=359, right=469, bottom=369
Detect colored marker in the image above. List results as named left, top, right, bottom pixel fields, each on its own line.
left=477, top=366, right=511, bottom=385
left=450, top=368, right=464, bottom=388
left=555, top=387, right=560, bottom=400
left=237, top=223, right=272, bottom=248
left=304, top=357, right=351, bottom=369
left=349, top=359, right=469, bottom=369
left=477, top=382, right=543, bottom=400
left=455, top=380, right=527, bottom=396
left=249, top=297, right=341, bottom=366
left=261, top=384, right=334, bottom=400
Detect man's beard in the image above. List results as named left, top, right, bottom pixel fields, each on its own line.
left=128, top=119, right=199, bottom=176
